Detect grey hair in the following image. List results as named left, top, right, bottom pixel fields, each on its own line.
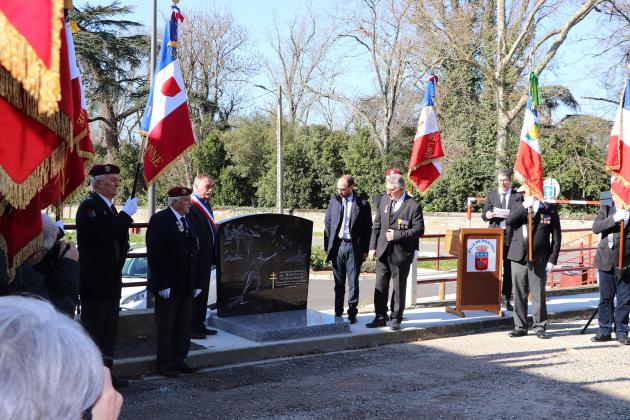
left=167, top=196, right=180, bottom=206
left=0, top=296, right=104, bottom=420
left=40, top=213, right=58, bottom=251
left=193, top=173, right=213, bottom=187
left=385, top=173, right=405, bottom=189
left=89, top=174, right=107, bottom=189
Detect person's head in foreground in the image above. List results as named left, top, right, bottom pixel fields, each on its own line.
left=0, top=296, right=122, bottom=420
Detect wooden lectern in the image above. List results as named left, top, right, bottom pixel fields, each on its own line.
left=446, top=228, right=504, bottom=318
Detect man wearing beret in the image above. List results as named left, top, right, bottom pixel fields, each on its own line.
left=76, top=164, right=138, bottom=388
left=146, top=187, right=205, bottom=377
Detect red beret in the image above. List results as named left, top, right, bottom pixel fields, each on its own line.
left=386, top=168, right=401, bottom=176
left=168, top=186, right=192, bottom=197
left=89, top=164, right=120, bottom=176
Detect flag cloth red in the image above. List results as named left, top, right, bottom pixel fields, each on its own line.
left=408, top=73, right=444, bottom=192
left=606, top=77, right=630, bottom=209
left=0, top=196, right=43, bottom=280
left=514, top=73, right=544, bottom=199
left=140, top=4, right=195, bottom=184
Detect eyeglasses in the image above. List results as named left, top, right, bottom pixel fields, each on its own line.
left=386, top=187, right=401, bottom=193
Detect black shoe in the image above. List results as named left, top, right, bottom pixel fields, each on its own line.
left=348, top=315, right=357, bottom=324
left=202, top=327, right=218, bottom=335
left=536, top=330, right=550, bottom=339
left=505, top=300, right=514, bottom=311
left=157, top=366, right=180, bottom=378
left=190, top=332, right=206, bottom=339
left=508, top=329, right=527, bottom=337
left=335, top=313, right=343, bottom=318
left=111, top=375, right=129, bottom=388
left=177, top=362, right=200, bottom=374
left=591, top=334, right=612, bottom=342
left=617, top=337, right=630, bottom=345
left=390, top=320, right=401, bottom=331
left=366, top=318, right=387, bottom=328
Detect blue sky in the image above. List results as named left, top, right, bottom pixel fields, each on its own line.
left=75, top=0, right=623, bottom=123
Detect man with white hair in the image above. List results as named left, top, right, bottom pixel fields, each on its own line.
left=147, top=186, right=205, bottom=377
left=367, top=173, right=424, bottom=330
left=0, top=295, right=123, bottom=420
left=76, top=163, right=137, bottom=388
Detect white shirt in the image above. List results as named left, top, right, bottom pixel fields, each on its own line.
left=392, top=192, right=406, bottom=213
left=169, top=207, right=187, bottom=224
left=498, top=188, right=511, bottom=229
left=339, top=194, right=354, bottom=240
left=96, top=192, right=113, bottom=210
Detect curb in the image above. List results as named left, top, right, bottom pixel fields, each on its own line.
left=113, top=307, right=596, bottom=378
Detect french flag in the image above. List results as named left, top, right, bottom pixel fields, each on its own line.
left=140, top=3, right=195, bottom=184
left=408, top=73, right=444, bottom=192
left=606, top=77, right=630, bottom=208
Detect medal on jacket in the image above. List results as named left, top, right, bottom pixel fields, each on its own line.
left=177, top=220, right=184, bottom=232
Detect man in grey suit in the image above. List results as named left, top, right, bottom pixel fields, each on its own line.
left=481, top=168, right=522, bottom=311
left=367, top=173, right=424, bottom=330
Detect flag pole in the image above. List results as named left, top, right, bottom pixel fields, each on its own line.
left=527, top=207, right=533, bottom=262
left=620, top=221, right=624, bottom=270
left=146, top=0, right=158, bottom=216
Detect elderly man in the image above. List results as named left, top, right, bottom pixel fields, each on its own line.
left=324, top=175, right=372, bottom=323
left=147, top=186, right=205, bottom=377
left=188, top=173, right=218, bottom=338
left=367, top=173, right=424, bottom=330
left=77, top=164, right=137, bottom=388
left=0, top=296, right=123, bottom=420
left=481, top=168, right=523, bottom=311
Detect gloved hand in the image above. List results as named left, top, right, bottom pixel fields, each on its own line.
left=545, top=262, right=555, bottom=273
left=522, top=196, right=535, bottom=209
left=193, top=289, right=201, bottom=298
left=158, top=288, right=170, bottom=299
left=613, top=209, right=629, bottom=222
left=55, top=220, right=64, bottom=230
left=121, top=197, right=138, bottom=216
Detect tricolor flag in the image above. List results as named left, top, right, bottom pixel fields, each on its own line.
left=606, top=77, right=630, bottom=208
left=408, top=72, right=444, bottom=192
left=140, top=3, right=195, bottom=184
left=514, top=72, right=544, bottom=199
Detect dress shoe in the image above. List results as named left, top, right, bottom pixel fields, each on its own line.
left=504, top=300, right=514, bottom=311
left=508, top=329, right=527, bottom=337
left=190, top=332, right=206, bottom=339
left=348, top=315, right=357, bottom=324
left=157, top=366, right=180, bottom=378
left=366, top=318, right=387, bottom=328
left=202, top=327, right=218, bottom=335
left=591, top=334, right=612, bottom=342
left=177, top=362, right=200, bottom=374
left=536, top=330, right=550, bottom=339
left=617, top=337, right=630, bottom=345
left=390, top=320, right=401, bottom=331
left=112, top=375, right=129, bottom=389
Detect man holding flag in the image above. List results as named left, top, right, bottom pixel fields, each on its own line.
left=507, top=73, right=561, bottom=340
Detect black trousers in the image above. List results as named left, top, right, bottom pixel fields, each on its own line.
left=501, top=249, right=512, bottom=300
left=374, top=255, right=411, bottom=322
left=81, top=296, right=120, bottom=362
left=331, top=240, right=361, bottom=317
left=155, top=292, right=192, bottom=368
left=192, top=272, right=211, bottom=332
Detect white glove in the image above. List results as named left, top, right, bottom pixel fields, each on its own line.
left=193, top=289, right=201, bottom=298
left=613, top=210, right=629, bottom=222
left=522, top=196, right=535, bottom=209
left=545, top=262, right=554, bottom=273
left=122, top=197, right=138, bottom=216
left=158, top=288, right=170, bottom=299
left=55, top=220, right=64, bottom=230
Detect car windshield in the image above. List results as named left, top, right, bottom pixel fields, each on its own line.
left=122, top=256, right=147, bottom=278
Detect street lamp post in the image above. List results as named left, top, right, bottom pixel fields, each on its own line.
left=254, top=84, right=284, bottom=214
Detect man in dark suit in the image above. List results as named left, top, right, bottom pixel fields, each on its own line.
left=324, top=175, right=372, bottom=324
left=505, top=190, right=561, bottom=339
left=481, top=168, right=522, bottom=311
left=367, top=173, right=424, bottom=330
left=188, top=173, right=218, bottom=338
left=147, top=186, right=206, bottom=377
left=76, top=164, right=137, bottom=388
left=591, top=193, right=630, bottom=345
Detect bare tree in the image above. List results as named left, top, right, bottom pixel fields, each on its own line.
left=266, top=5, right=337, bottom=126
left=414, top=0, right=602, bottom=166
left=327, top=0, right=432, bottom=153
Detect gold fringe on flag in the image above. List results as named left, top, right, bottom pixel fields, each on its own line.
left=0, top=229, right=43, bottom=282
left=0, top=0, right=64, bottom=116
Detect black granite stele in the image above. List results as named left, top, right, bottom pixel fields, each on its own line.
left=217, top=214, right=313, bottom=317
left=208, top=309, right=350, bottom=342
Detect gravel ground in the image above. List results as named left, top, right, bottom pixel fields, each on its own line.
left=120, top=318, right=630, bottom=419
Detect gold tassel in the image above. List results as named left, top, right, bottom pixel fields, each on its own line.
left=0, top=230, right=43, bottom=282
left=69, top=20, right=79, bottom=33
left=64, top=0, right=73, bottom=9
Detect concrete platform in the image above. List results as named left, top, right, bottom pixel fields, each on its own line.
left=113, top=292, right=600, bottom=378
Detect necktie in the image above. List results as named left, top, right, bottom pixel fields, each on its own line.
left=181, top=217, right=189, bottom=235
left=500, top=193, right=506, bottom=209
left=339, top=198, right=347, bottom=239
left=110, top=204, right=118, bottom=216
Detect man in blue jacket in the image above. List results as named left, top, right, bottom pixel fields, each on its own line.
left=324, top=175, right=373, bottom=324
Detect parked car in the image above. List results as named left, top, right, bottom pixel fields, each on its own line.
left=120, top=248, right=149, bottom=310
